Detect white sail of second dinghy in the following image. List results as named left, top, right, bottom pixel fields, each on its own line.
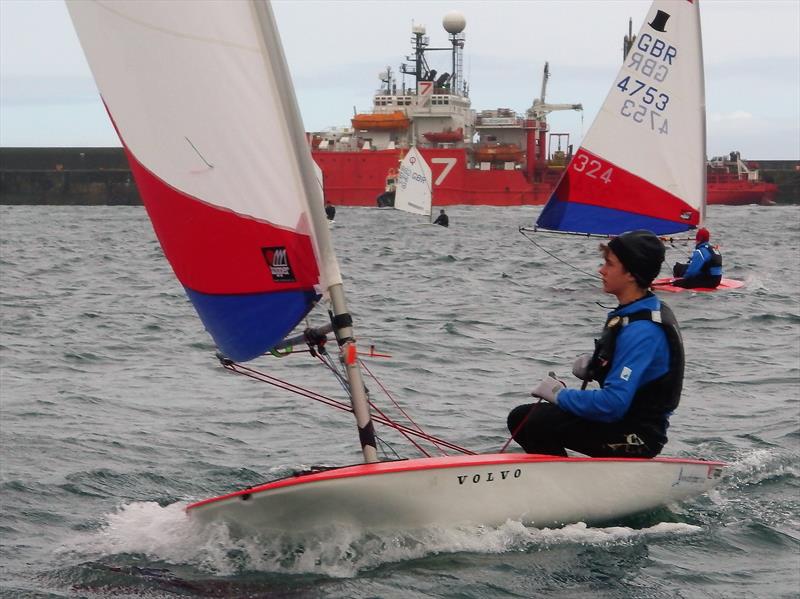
left=537, top=0, right=706, bottom=236
left=393, top=147, right=433, bottom=219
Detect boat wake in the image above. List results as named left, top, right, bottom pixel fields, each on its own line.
left=719, top=448, right=800, bottom=499
left=51, top=449, right=798, bottom=582
left=59, top=501, right=704, bottom=578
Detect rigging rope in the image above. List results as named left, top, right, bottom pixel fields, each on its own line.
left=218, top=356, right=475, bottom=456
left=310, top=345, right=435, bottom=457
left=499, top=399, right=544, bottom=453
left=519, top=226, right=698, bottom=281
left=359, top=358, right=450, bottom=457
left=518, top=227, right=601, bottom=280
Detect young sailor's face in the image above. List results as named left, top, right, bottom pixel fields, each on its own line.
left=600, top=251, right=633, bottom=296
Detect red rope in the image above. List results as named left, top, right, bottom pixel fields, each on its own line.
left=364, top=399, right=432, bottom=458
left=358, top=359, right=450, bottom=457
left=499, top=400, right=541, bottom=453
left=316, top=355, right=432, bottom=458
left=224, top=361, right=475, bottom=455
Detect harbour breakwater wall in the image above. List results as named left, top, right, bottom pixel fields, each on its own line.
left=0, top=148, right=139, bottom=206
left=1, top=147, right=799, bottom=205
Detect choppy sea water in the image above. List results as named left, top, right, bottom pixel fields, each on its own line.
left=1, top=204, right=798, bottom=598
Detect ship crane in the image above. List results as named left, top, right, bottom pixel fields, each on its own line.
left=526, top=62, right=582, bottom=121
left=523, top=61, right=582, bottom=181
left=710, top=151, right=760, bottom=182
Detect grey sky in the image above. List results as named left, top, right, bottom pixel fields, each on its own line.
left=1, top=0, right=798, bottom=159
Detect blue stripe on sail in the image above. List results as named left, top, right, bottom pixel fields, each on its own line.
left=536, top=200, right=692, bottom=236
left=185, top=287, right=321, bottom=362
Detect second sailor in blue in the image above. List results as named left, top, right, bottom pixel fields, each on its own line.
left=672, top=227, right=723, bottom=289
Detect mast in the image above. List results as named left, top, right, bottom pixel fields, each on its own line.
left=697, top=4, right=708, bottom=225
left=443, top=12, right=466, bottom=95
left=401, top=23, right=430, bottom=93
left=402, top=14, right=465, bottom=95
left=251, top=0, right=378, bottom=463
left=623, top=18, right=636, bottom=59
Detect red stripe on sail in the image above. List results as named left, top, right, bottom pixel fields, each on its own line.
left=555, top=149, right=699, bottom=225
left=124, top=147, right=320, bottom=295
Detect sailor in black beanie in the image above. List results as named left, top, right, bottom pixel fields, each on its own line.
left=508, top=230, right=685, bottom=458
left=608, top=229, right=666, bottom=289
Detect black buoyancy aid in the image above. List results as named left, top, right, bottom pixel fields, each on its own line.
left=588, top=302, right=685, bottom=447
left=700, top=243, right=723, bottom=276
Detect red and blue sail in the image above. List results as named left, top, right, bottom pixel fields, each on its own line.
left=537, top=0, right=705, bottom=237
left=68, top=1, right=338, bottom=362
left=125, top=147, right=321, bottom=362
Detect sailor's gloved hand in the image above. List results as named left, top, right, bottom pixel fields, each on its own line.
left=572, top=353, right=592, bottom=380
left=531, top=372, right=566, bottom=404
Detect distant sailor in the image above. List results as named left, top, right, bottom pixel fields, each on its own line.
left=508, top=230, right=684, bottom=458
left=325, top=203, right=336, bottom=221
left=671, top=227, right=723, bottom=289
left=433, top=209, right=449, bottom=227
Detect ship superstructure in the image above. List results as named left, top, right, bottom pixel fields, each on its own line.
left=311, top=12, right=583, bottom=206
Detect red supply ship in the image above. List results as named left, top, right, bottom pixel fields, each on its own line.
left=310, top=12, right=583, bottom=207
left=707, top=151, right=778, bottom=205
left=310, top=13, right=777, bottom=207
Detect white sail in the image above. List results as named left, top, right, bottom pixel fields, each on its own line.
left=68, top=0, right=378, bottom=461
left=537, top=0, right=705, bottom=235
left=393, top=147, right=432, bottom=217
left=66, top=1, right=340, bottom=290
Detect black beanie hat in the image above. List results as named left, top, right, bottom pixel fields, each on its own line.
left=608, top=230, right=665, bottom=288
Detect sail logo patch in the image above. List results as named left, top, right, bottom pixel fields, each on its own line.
left=263, top=247, right=295, bottom=282
left=620, top=366, right=632, bottom=381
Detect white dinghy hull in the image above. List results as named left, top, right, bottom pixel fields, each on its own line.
left=187, top=454, right=724, bottom=535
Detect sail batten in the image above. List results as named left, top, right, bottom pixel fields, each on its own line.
left=537, top=0, right=705, bottom=236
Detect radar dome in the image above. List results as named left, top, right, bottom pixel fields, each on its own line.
left=442, top=11, right=466, bottom=34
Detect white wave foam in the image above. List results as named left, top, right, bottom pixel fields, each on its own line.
left=703, top=449, right=799, bottom=525
left=57, top=501, right=703, bottom=578
left=58, top=501, right=240, bottom=574
left=727, top=448, right=799, bottom=484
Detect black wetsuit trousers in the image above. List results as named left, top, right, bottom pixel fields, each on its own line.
left=672, top=262, right=721, bottom=288
left=507, top=402, right=663, bottom=458
left=671, top=274, right=721, bottom=289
